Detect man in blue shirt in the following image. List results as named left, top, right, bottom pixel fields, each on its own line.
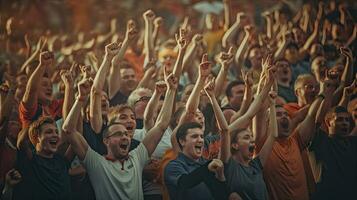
left=164, top=122, right=229, bottom=200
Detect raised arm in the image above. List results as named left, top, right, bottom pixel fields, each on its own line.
left=185, top=54, right=211, bottom=115
left=153, top=17, right=163, bottom=46
left=90, top=42, right=121, bottom=133
left=338, top=80, right=356, bottom=108
left=182, top=34, right=203, bottom=81
left=60, top=70, right=75, bottom=121
left=143, top=10, right=156, bottom=65
left=62, top=77, right=92, bottom=161
left=22, top=51, right=54, bottom=109
left=223, top=0, right=231, bottom=31
left=142, top=73, right=177, bottom=157
left=222, top=13, right=244, bottom=49
left=258, top=92, right=278, bottom=167
left=229, top=56, right=275, bottom=131
left=172, top=28, right=188, bottom=78
left=229, top=70, right=254, bottom=123
left=143, top=81, right=166, bottom=131
left=234, top=25, right=252, bottom=65
left=215, top=47, right=233, bottom=97
left=108, top=20, right=138, bottom=99
left=20, top=37, right=47, bottom=73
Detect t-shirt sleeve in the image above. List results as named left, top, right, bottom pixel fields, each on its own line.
left=19, top=101, right=38, bottom=127
left=82, top=147, right=102, bottom=171
left=130, top=143, right=149, bottom=170
left=164, top=160, right=185, bottom=187
left=309, top=128, right=328, bottom=160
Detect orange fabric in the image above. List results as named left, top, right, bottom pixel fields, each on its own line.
left=19, top=99, right=63, bottom=127
left=258, top=131, right=309, bottom=200
left=283, top=103, right=302, bottom=118
left=158, top=148, right=178, bottom=200
left=124, top=50, right=145, bottom=79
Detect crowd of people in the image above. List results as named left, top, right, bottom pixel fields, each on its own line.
left=0, top=0, right=356, bottom=200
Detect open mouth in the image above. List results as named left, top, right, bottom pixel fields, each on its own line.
left=49, top=139, right=58, bottom=146
left=194, top=145, right=203, bottom=153
left=281, top=118, right=289, bottom=129
left=126, top=125, right=134, bottom=132
left=248, top=145, right=255, bottom=153
left=119, top=143, right=129, bottom=150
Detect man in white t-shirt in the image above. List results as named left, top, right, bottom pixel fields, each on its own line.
left=61, top=67, right=178, bottom=200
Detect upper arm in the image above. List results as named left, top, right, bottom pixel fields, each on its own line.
left=142, top=124, right=166, bottom=157
left=89, top=88, right=103, bottom=133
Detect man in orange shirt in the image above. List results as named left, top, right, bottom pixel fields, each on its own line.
left=257, top=81, right=331, bottom=200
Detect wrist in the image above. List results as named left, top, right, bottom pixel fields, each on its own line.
left=76, top=95, right=88, bottom=102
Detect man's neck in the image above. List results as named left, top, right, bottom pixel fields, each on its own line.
left=232, top=153, right=249, bottom=166
left=36, top=150, right=54, bottom=158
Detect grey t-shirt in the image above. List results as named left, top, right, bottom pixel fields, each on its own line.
left=224, top=157, right=268, bottom=200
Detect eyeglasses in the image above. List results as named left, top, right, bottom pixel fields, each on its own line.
left=106, top=130, right=129, bottom=138
left=134, top=96, right=151, bottom=105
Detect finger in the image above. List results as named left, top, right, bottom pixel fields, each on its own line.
left=201, top=53, right=208, bottom=63
left=228, top=47, right=234, bottom=55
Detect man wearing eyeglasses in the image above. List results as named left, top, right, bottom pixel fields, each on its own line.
left=62, top=72, right=177, bottom=200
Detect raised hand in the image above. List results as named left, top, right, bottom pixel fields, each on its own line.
left=155, top=81, right=167, bottom=95
left=143, top=10, right=156, bottom=22
left=105, top=42, right=121, bottom=57
left=342, top=79, right=356, bottom=98
left=242, top=70, right=254, bottom=87
left=175, top=28, right=188, bottom=49
left=60, top=70, right=74, bottom=86
left=154, top=17, right=163, bottom=28
left=199, top=54, right=212, bottom=78
left=244, top=25, right=254, bottom=35
left=126, top=20, right=138, bottom=41
left=192, top=34, right=203, bottom=45
left=36, top=36, right=47, bottom=52
left=219, top=47, right=234, bottom=67
left=319, top=79, right=337, bottom=98
left=208, top=159, right=225, bottom=181
left=77, top=77, right=93, bottom=99
left=261, top=53, right=273, bottom=72
left=165, top=73, right=178, bottom=90
left=268, top=91, right=278, bottom=104
left=236, top=12, right=246, bottom=24
left=79, top=65, right=91, bottom=79
left=5, top=169, right=22, bottom=187
left=204, top=77, right=215, bottom=98
left=340, top=47, right=353, bottom=60
left=40, top=51, right=54, bottom=66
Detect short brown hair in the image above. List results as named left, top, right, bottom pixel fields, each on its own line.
left=28, top=117, right=56, bottom=146
left=108, top=104, right=135, bottom=122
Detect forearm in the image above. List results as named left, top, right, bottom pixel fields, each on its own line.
left=209, top=95, right=229, bottom=132
left=20, top=49, right=40, bottom=73
left=234, top=33, right=249, bottom=64
left=144, top=21, right=154, bottom=62
left=340, top=57, right=353, bottom=85
left=223, top=0, right=230, bottom=30
left=259, top=104, right=277, bottom=166
left=63, top=98, right=84, bottom=133
left=94, top=54, right=113, bottom=91
left=222, top=22, right=239, bottom=49
left=231, top=87, right=253, bottom=122
left=274, top=41, right=287, bottom=59
left=172, top=48, right=186, bottom=78
left=177, top=162, right=210, bottom=189
left=62, top=84, right=75, bottom=121
left=186, top=77, right=205, bottom=113
left=144, top=91, right=160, bottom=131
left=1, top=184, right=13, bottom=200
left=214, top=66, right=228, bottom=97
left=204, top=175, right=229, bottom=200
left=316, top=96, right=332, bottom=124
left=22, top=63, right=46, bottom=106
left=89, top=91, right=103, bottom=134
left=182, top=43, right=197, bottom=74
left=156, top=89, right=175, bottom=127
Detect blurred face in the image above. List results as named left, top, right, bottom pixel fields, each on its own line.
left=285, top=46, right=299, bottom=64
left=119, top=68, right=137, bottom=94
left=229, top=84, right=245, bottom=110
left=311, top=56, right=327, bottom=82
left=328, top=112, right=351, bottom=137
left=232, top=130, right=255, bottom=161
left=276, top=107, right=291, bottom=137
left=276, top=61, right=292, bottom=85
left=101, top=92, right=109, bottom=115
left=332, top=24, right=344, bottom=40
left=248, top=47, right=263, bottom=68
left=114, top=108, right=136, bottom=138
left=296, top=77, right=319, bottom=105
left=104, top=124, right=131, bottom=159
left=7, top=120, right=20, bottom=141
left=194, top=110, right=205, bottom=131
left=180, top=128, right=204, bottom=160
left=36, top=123, right=60, bottom=157
left=133, top=91, right=152, bottom=119
left=38, top=77, right=53, bottom=104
